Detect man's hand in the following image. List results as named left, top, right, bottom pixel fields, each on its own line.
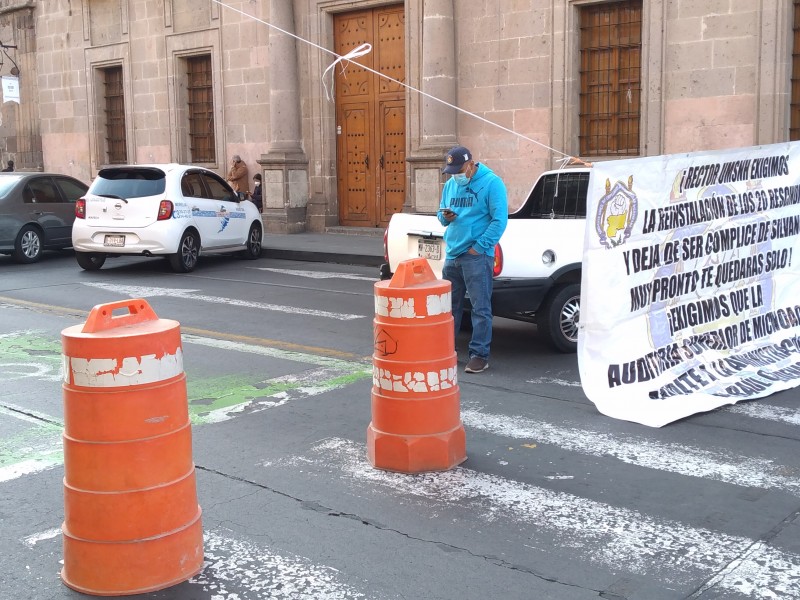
left=440, top=209, right=456, bottom=223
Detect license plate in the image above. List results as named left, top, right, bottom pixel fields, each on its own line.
left=417, top=238, right=441, bottom=261
left=104, top=234, right=125, bottom=247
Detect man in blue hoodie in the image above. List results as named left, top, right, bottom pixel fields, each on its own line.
left=438, top=146, right=508, bottom=373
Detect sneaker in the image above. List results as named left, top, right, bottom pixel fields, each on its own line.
left=465, top=356, right=489, bottom=373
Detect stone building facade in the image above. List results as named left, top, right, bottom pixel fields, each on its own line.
left=2, top=0, right=796, bottom=231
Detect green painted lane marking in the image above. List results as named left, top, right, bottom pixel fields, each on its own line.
left=0, top=405, right=63, bottom=483
left=0, top=330, right=374, bottom=480
left=0, top=331, right=63, bottom=382
left=189, top=367, right=371, bottom=425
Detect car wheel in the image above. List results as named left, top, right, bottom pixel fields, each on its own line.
left=169, top=229, right=200, bottom=273
left=12, top=225, right=43, bottom=263
left=75, top=252, right=106, bottom=271
left=537, top=283, right=580, bottom=353
left=241, top=222, right=262, bottom=259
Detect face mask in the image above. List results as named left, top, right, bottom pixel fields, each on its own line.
left=452, top=173, right=469, bottom=186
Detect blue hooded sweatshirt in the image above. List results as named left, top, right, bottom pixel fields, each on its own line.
left=437, top=162, right=508, bottom=259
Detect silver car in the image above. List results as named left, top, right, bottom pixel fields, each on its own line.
left=0, top=173, right=89, bottom=263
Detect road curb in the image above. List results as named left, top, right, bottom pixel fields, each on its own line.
left=263, top=248, right=385, bottom=268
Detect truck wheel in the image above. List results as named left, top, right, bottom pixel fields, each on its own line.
left=537, top=283, right=580, bottom=353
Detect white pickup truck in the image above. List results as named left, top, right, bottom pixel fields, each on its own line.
left=380, top=168, right=590, bottom=352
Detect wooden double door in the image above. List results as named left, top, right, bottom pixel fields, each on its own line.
left=334, top=5, right=406, bottom=228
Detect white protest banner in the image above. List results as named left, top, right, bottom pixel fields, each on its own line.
left=578, top=142, right=800, bottom=427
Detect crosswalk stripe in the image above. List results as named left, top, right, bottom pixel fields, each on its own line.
left=19, top=526, right=379, bottom=599
left=82, top=282, right=365, bottom=321
left=190, top=529, right=376, bottom=599
left=460, top=406, right=800, bottom=496
left=728, top=402, right=800, bottom=425
left=285, top=438, right=800, bottom=598
left=253, top=267, right=376, bottom=282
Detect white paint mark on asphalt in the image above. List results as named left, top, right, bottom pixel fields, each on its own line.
left=0, top=454, right=62, bottom=484
left=688, top=541, right=800, bottom=599
left=0, top=362, right=62, bottom=383
left=728, top=402, right=800, bottom=426
left=525, top=376, right=582, bottom=387
left=22, top=527, right=61, bottom=547
left=182, top=334, right=368, bottom=370
left=0, top=403, right=63, bottom=483
left=192, top=529, right=378, bottom=599
left=288, top=438, right=800, bottom=596
left=254, top=267, right=376, bottom=282
left=0, top=402, right=61, bottom=426
left=82, top=282, right=364, bottom=321
left=460, top=407, right=800, bottom=496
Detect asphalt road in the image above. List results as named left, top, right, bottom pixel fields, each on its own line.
left=1, top=250, right=799, bottom=600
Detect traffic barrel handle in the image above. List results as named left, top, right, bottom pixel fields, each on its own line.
left=82, top=298, right=159, bottom=333
left=388, top=258, right=436, bottom=288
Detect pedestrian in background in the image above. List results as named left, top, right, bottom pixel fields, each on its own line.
left=226, top=155, right=249, bottom=199
left=247, top=173, right=263, bottom=212
left=2, top=160, right=14, bottom=172
left=438, top=145, right=508, bottom=373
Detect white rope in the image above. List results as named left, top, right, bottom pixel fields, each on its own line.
left=211, top=0, right=589, bottom=165
left=321, top=42, right=372, bottom=102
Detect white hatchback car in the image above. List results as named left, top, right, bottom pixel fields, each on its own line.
left=72, top=164, right=263, bottom=272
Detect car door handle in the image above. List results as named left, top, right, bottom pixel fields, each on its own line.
left=33, top=211, right=43, bottom=215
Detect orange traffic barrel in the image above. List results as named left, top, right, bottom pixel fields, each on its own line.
left=368, top=258, right=466, bottom=472
left=60, top=299, right=203, bottom=596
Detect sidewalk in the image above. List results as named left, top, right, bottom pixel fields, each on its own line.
left=261, top=227, right=385, bottom=268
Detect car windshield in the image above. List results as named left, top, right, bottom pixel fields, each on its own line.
left=0, top=175, right=22, bottom=199
left=90, top=167, right=167, bottom=199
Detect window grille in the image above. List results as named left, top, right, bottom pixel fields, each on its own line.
left=187, top=55, right=216, bottom=163
left=579, top=1, right=642, bottom=156
left=103, top=66, right=127, bottom=164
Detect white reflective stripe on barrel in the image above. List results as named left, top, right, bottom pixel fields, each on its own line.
left=373, top=365, right=458, bottom=392
left=64, top=349, right=184, bottom=387
left=374, top=292, right=451, bottom=319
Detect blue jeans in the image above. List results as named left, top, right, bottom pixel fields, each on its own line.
left=443, top=252, right=493, bottom=360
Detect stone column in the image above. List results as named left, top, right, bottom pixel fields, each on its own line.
left=421, top=0, right=456, bottom=149
left=406, top=0, right=457, bottom=214
left=260, top=0, right=309, bottom=233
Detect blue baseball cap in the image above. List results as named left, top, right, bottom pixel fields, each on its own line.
left=442, top=146, right=472, bottom=174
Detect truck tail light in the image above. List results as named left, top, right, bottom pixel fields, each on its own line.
left=493, top=243, right=503, bottom=277
left=75, top=199, right=86, bottom=219
left=157, top=200, right=174, bottom=220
